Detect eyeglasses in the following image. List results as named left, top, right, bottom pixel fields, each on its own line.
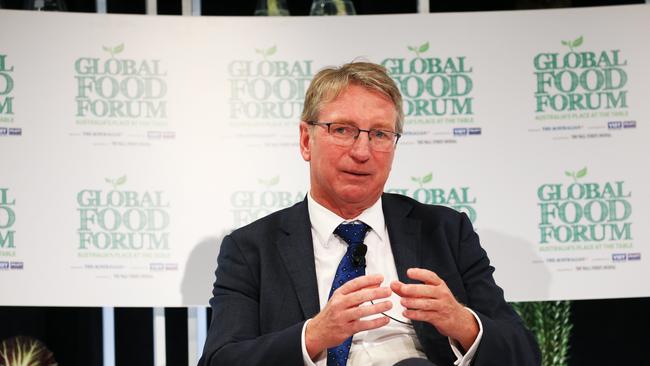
left=307, top=121, right=401, bottom=152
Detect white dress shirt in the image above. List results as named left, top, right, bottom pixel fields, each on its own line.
left=301, top=193, right=483, bottom=366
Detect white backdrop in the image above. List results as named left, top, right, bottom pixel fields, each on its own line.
left=0, top=5, right=648, bottom=306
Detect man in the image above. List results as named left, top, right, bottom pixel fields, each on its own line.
left=199, top=62, right=540, bottom=366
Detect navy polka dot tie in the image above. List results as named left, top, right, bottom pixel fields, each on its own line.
left=327, top=222, right=370, bottom=366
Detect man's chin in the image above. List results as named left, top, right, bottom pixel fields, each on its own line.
left=336, top=188, right=381, bottom=206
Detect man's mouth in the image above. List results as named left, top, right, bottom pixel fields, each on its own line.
left=342, top=170, right=371, bottom=177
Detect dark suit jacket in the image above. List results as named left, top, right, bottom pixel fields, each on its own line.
left=199, top=193, right=541, bottom=366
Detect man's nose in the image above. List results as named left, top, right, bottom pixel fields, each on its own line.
left=349, top=132, right=372, bottom=161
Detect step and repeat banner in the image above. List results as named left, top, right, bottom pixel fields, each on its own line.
left=0, top=5, right=648, bottom=306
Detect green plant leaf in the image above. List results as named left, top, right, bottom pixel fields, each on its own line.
left=565, top=171, right=573, bottom=177
left=576, top=167, right=588, bottom=178
left=411, top=177, right=420, bottom=183
left=421, top=172, right=433, bottom=184
left=561, top=40, right=569, bottom=46
left=268, top=176, right=280, bottom=186
left=266, top=45, right=277, bottom=56
left=115, top=175, right=127, bottom=186
left=113, top=43, right=125, bottom=54
left=418, top=42, right=430, bottom=53
left=102, top=46, right=112, bottom=53
left=572, top=36, right=583, bottom=48
left=255, top=48, right=263, bottom=54
left=105, top=178, right=112, bottom=184
left=407, top=46, right=416, bottom=52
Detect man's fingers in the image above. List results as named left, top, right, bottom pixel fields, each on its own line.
left=337, top=274, right=384, bottom=295
left=402, top=309, right=431, bottom=322
left=391, top=280, right=437, bottom=299
left=406, top=268, right=442, bottom=285
left=342, top=286, right=391, bottom=307
left=351, top=316, right=390, bottom=334
left=400, top=297, right=439, bottom=311
left=346, top=300, right=392, bottom=321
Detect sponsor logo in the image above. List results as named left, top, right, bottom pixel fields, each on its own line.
left=537, top=167, right=633, bottom=247
left=228, top=46, right=313, bottom=121
left=77, top=176, right=171, bottom=254
left=381, top=42, right=474, bottom=121
left=230, top=176, right=305, bottom=227
left=623, top=120, right=636, bottom=128
left=607, top=121, right=622, bottom=129
left=453, top=127, right=481, bottom=136
left=0, top=188, right=16, bottom=251
left=387, top=172, right=477, bottom=223
left=0, top=54, right=14, bottom=118
left=534, top=36, right=628, bottom=115
left=74, top=44, right=168, bottom=126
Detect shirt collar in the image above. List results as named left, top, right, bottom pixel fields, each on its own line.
left=307, top=192, right=386, bottom=248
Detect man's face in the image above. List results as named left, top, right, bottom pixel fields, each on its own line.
left=300, top=84, right=398, bottom=217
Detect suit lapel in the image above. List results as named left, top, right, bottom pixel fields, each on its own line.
left=382, top=194, right=422, bottom=284
left=276, top=198, right=320, bottom=319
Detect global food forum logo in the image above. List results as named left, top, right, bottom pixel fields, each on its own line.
left=381, top=42, right=474, bottom=122
left=230, top=176, right=305, bottom=227
left=77, top=176, right=171, bottom=256
left=0, top=188, right=16, bottom=253
left=537, top=167, right=632, bottom=250
left=534, top=36, right=628, bottom=116
left=387, top=172, right=477, bottom=223
left=0, top=54, right=14, bottom=121
left=228, top=46, right=313, bottom=121
left=74, top=44, right=168, bottom=126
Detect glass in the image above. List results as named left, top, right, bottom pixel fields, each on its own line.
left=309, top=0, right=356, bottom=16
left=254, top=0, right=289, bottom=16
left=308, top=121, right=400, bottom=152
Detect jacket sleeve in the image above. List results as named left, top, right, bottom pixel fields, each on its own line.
left=455, top=213, right=542, bottom=366
left=198, top=234, right=305, bottom=366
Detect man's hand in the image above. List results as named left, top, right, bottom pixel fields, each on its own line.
left=305, top=274, right=392, bottom=359
left=391, top=268, right=479, bottom=352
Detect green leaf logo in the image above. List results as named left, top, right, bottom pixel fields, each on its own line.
left=258, top=176, right=280, bottom=187
left=103, top=43, right=125, bottom=58
left=565, top=167, right=587, bottom=183
left=410, top=172, right=433, bottom=188
left=407, top=41, right=430, bottom=58
left=105, top=175, right=127, bottom=190
left=255, top=45, right=277, bottom=60
left=561, top=36, right=583, bottom=51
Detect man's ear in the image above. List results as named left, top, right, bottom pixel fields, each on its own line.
left=299, top=121, right=311, bottom=162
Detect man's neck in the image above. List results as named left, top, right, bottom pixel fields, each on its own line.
left=308, top=191, right=381, bottom=220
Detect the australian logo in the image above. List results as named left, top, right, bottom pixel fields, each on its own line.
left=77, top=176, right=171, bottom=254
left=75, top=44, right=167, bottom=124
left=228, top=46, right=313, bottom=121
left=537, top=167, right=632, bottom=247
left=0, top=54, right=14, bottom=121
left=230, top=176, right=305, bottom=227
left=534, top=36, right=628, bottom=114
left=387, top=172, right=477, bottom=223
left=381, top=42, right=473, bottom=120
left=0, top=188, right=16, bottom=253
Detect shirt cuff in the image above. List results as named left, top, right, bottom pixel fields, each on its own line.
left=301, top=319, right=323, bottom=366
left=448, top=307, right=483, bottom=366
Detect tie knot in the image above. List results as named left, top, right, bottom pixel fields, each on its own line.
left=334, top=222, right=369, bottom=246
